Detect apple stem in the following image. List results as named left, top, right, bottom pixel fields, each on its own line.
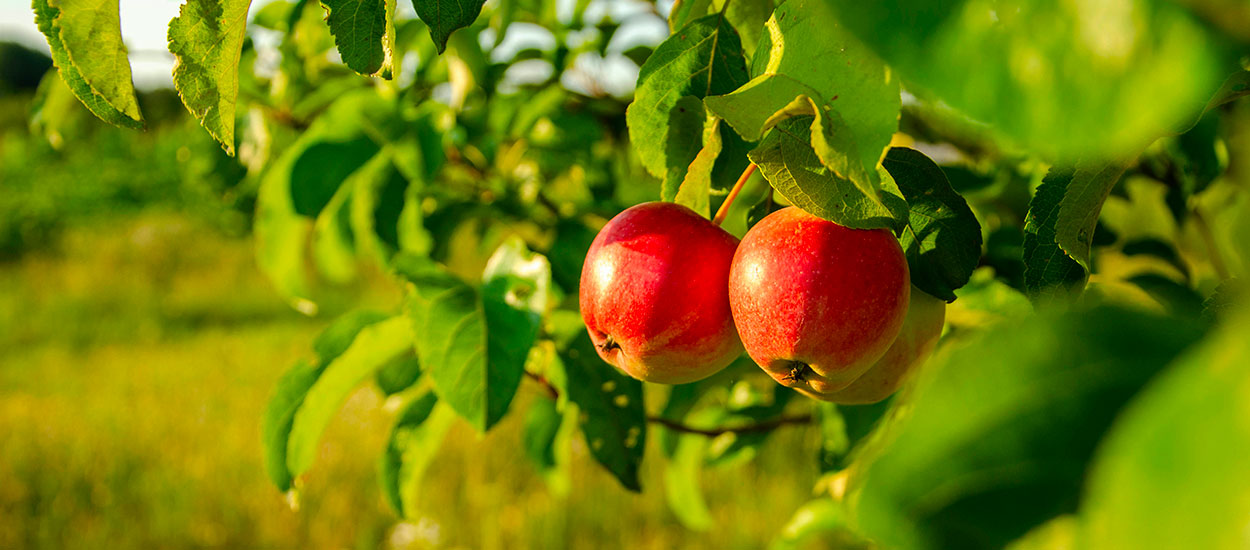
left=711, top=162, right=758, bottom=227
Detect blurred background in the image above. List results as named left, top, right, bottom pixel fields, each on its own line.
left=0, top=1, right=822, bottom=549
left=3, top=0, right=1250, bottom=548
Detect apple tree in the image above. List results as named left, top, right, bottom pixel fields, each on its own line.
left=31, top=0, right=1250, bottom=547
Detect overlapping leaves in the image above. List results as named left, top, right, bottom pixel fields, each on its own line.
left=626, top=13, right=750, bottom=193
left=399, top=238, right=550, bottom=432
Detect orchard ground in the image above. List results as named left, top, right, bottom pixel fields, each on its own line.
left=0, top=212, right=819, bottom=549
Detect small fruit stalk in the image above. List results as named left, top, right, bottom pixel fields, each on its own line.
left=578, top=202, right=743, bottom=384
left=822, top=288, right=945, bottom=404
left=729, top=206, right=911, bottom=398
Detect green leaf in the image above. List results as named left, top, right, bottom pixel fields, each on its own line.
left=286, top=316, right=414, bottom=477
left=374, top=355, right=423, bottom=396
left=261, top=359, right=322, bottom=491
left=254, top=92, right=391, bottom=307
left=663, top=407, right=722, bottom=531
left=320, top=0, right=390, bottom=76
left=169, top=0, right=254, bottom=155
left=669, top=0, right=773, bottom=58
left=883, top=147, right=983, bottom=301
left=705, top=75, right=821, bottom=142
left=1022, top=169, right=1088, bottom=305
left=626, top=14, right=749, bottom=188
left=400, top=241, right=548, bottom=432
left=1201, top=70, right=1250, bottom=117
left=522, top=397, right=562, bottom=471
left=770, top=499, right=868, bottom=550
left=673, top=114, right=723, bottom=217
left=28, top=68, right=87, bottom=149
left=1079, top=311, right=1250, bottom=550
left=1053, top=160, right=1133, bottom=272
left=817, top=400, right=893, bottom=472
left=1202, top=278, right=1243, bottom=321
left=748, top=117, right=907, bottom=230
left=481, top=236, right=552, bottom=319
left=411, top=0, right=486, bottom=54
left=33, top=0, right=144, bottom=129
left=706, top=0, right=899, bottom=188
left=378, top=392, right=457, bottom=517
left=311, top=176, right=358, bottom=283
left=746, top=190, right=780, bottom=229
left=950, top=268, right=1034, bottom=326
left=1126, top=274, right=1204, bottom=319
left=559, top=332, right=646, bottom=492
left=313, top=309, right=391, bottom=362
left=826, top=0, right=1230, bottom=159
left=851, top=307, right=1205, bottom=550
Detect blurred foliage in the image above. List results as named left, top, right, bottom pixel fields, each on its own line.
left=8, top=0, right=1250, bottom=548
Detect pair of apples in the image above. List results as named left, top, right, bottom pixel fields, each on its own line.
left=578, top=202, right=945, bottom=403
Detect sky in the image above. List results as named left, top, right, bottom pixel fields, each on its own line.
left=0, top=0, right=669, bottom=91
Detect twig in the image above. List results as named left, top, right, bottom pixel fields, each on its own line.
left=523, top=370, right=813, bottom=436
left=648, top=413, right=814, bottom=436
left=523, top=370, right=559, bottom=399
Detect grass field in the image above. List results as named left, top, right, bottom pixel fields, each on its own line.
left=0, top=212, right=820, bottom=549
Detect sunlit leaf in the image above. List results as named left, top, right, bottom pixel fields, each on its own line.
left=286, top=316, right=415, bottom=477
left=851, top=307, right=1205, bottom=550
left=674, top=114, right=723, bottom=217
left=627, top=14, right=749, bottom=193
left=706, top=0, right=899, bottom=191
left=311, top=177, right=358, bottom=283
left=770, top=498, right=869, bottom=550
left=378, top=392, right=457, bottom=517
left=32, top=0, right=144, bottom=130
left=313, top=309, right=392, bottom=362
left=169, top=0, right=254, bottom=155
left=261, top=359, right=322, bottom=491
left=1054, top=160, right=1134, bottom=272
left=412, top=0, right=486, bottom=53
left=669, top=0, right=774, bottom=58
left=749, top=117, right=907, bottom=230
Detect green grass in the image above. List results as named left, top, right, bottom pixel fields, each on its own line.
left=0, top=213, right=820, bottom=549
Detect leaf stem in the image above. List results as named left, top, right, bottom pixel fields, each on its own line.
left=712, top=162, right=757, bottom=226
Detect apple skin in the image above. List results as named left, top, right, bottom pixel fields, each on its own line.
left=579, top=202, right=743, bottom=384
left=729, top=207, right=910, bottom=396
left=821, top=287, right=945, bottom=403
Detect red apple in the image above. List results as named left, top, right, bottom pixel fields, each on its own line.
left=823, top=287, right=945, bottom=403
left=579, top=202, right=743, bottom=384
left=729, top=206, right=910, bottom=396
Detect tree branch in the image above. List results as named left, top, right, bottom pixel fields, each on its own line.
left=648, top=413, right=813, bottom=436
left=524, top=368, right=813, bottom=436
